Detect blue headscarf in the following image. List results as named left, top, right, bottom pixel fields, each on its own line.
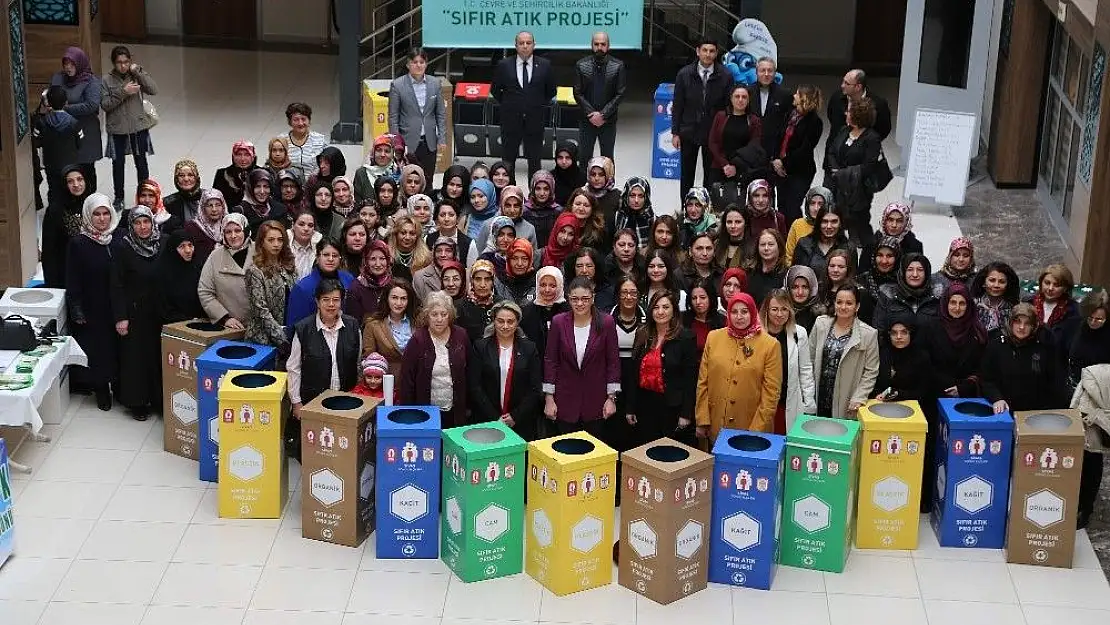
left=467, top=178, right=498, bottom=239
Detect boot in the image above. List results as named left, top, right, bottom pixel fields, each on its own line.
left=95, top=386, right=112, bottom=411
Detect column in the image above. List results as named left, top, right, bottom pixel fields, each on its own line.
left=0, top=0, right=37, bottom=287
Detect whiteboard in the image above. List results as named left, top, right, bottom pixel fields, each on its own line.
left=904, top=108, right=977, bottom=206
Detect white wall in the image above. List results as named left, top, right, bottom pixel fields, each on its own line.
left=762, top=0, right=858, bottom=67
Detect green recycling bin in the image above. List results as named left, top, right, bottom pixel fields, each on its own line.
left=779, top=415, right=861, bottom=573
left=441, top=422, right=527, bottom=582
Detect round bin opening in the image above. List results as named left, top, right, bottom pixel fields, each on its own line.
left=728, top=434, right=772, bottom=452
left=231, top=372, right=276, bottom=388
left=646, top=445, right=690, bottom=462
left=321, top=395, right=365, bottom=411
left=216, top=345, right=258, bottom=360
left=185, top=321, right=223, bottom=332
left=387, top=408, right=430, bottom=424
left=1025, top=412, right=1073, bottom=432
left=954, top=401, right=994, bottom=417
left=464, top=427, right=506, bottom=444
left=801, top=419, right=848, bottom=437
left=10, top=290, right=53, bottom=304
left=552, top=438, right=595, bottom=455
left=868, top=403, right=913, bottom=419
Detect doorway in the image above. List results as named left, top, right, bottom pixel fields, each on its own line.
left=182, top=0, right=258, bottom=44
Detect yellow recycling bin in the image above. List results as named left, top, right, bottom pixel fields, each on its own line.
left=362, top=78, right=392, bottom=153
left=526, top=432, right=617, bottom=595
left=217, top=371, right=289, bottom=519
left=855, top=400, right=928, bottom=549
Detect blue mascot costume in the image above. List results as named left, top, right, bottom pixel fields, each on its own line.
left=723, top=18, right=783, bottom=87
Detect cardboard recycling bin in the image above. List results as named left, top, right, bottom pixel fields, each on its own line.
left=0, top=287, right=66, bottom=334
left=440, top=422, right=527, bottom=582
left=0, top=438, right=13, bottom=566
left=217, top=371, right=289, bottom=519
left=1006, top=410, right=1085, bottom=567
left=361, top=78, right=392, bottom=148
left=619, top=438, right=714, bottom=604
left=856, top=401, right=928, bottom=550
left=160, top=321, right=244, bottom=461
left=554, top=86, right=580, bottom=151
left=708, top=429, right=786, bottom=590
left=197, top=341, right=276, bottom=482
left=453, top=82, right=491, bottom=157
left=932, top=398, right=1013, bottom=549
left=526, top=432, right=617, bottom=596
left=779, top=415, right=860, bottom=572
left=376, top=406, right=442, bottom=559
left=300, top=391, right=380, bottom=547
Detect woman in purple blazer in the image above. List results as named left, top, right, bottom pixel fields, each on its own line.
left=543, top=276, right=622, bottom=437
left=398, top=290, right=470, bottom=427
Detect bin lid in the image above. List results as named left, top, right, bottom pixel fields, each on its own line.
left=161, top=319, right=245, bottom=343
left=555, top=86, right=576, bottom=105
left=787, top=414, right=860, bottom=453
left=218, top=370, right=287, bottom=401
left=197, top=340, right=276, bottom=370
left=455, top=82, right=491, bottom=100
left=711, top=428, right=785, bottom=468
left=301, top=390, right=379, bottom=426
left=654, top=83, right=674, bottom=98
left=0, top=287, right=64, bottom=312
left=858, top=400, right=927, bottom=433
left=377, top=405, right=442, bottom=437
left=622, top=437, right=713, bottom=480
left=938, top=398, right=1013, bottom=429
left=528, top=431, right=616, bottom=471
left=1014, top=409, right=1085, bottom=442
left=442, top=422, right=526, bottom=460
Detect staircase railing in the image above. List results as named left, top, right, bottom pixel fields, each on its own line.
left=644, top=0, right=741, bottom=56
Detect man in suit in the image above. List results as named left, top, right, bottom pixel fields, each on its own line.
left=671, top=39, right=734, bottom=202
left=747, top=57, right=792, bottom=162
left=388, top=47, right=448, bottom=180
left=827, top=68, right=892, bottom=141
left=491, top=31, right=557, bottom=183
left=573, top=31, right=627, bottom=168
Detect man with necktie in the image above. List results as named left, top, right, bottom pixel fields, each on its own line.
left=491, top=31, right=557, bottom=183
left=671, top=38, right=734, bottom=202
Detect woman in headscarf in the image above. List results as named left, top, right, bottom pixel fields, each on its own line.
left=809, top=282, right=881, bottom=419
left=785, top=186, right=832, bottom=265
left=354, top=134, right=398, bottom=202
left=407, top=193, right=435, bottom=235
left=426, top=198, right=478, bottom=268
left=439, top=260, right=467, bottom=305
left=245, top=220, right=298, bottom=351
left=163, top=159, right=205, bottom=224
left=276, top=169, right=305, bottom=216
left=236, top=168, right=288, bottom=235
left=399, top=163, right=427, bottom=203
left=184, top=188, right=228, bottom=264
left=583, top=156, right=620, bottom=222
left=980, top=302, right=1063, bottom=413
left=42, top=163, right=92, bottom=288
left=552, top=140, right=586, bottom=206
left=873, top=252, right=940, bottom=335
left=198, top=213, right=255, bottom=330
left=66, top=193, right=120, bottom=410
left=310, top=183, right=343, bottom=241
left=465, top=178, right=498, bottom=240
left=286, top=238, right=356, bottom=330
left=156, top=228, right=205, bottom=323
left=524, top=170, right=563, bottom=246
left=434, top=163, right=471, bottom=211
left=932, top=236, right=976, bottom=294
left=856, top=236, right=902, bottom=316
left=457, top=260, right=504, bottom=343
left=924, top=282, right=987, bottom=399
left=540, top=212, right=581, bottom=271
left=331, top=175, right=357, bottom=220
left=50, top=47, right=102, bottom=188
left=476, top=185, right=537, bottom=251
left=785, top=264, right=822, bottom=331
left=522, top=266, right=570, bottom=361
left=374, top=177, right=404, bottom=225
left=970, top=261, right=1021, bottom=335
left=696, top=292, right=783, bottom=440
left=305, top=145, right=348, bottom=193
left=859, top=202, right=924, bottom=273
left=212, top=140, right=256, bottom=207
left=496, top=239, right=538, bottom=305
left=678, top=187, right=719, bottom=249
left=412, top=239, right=457, bottom=300
left=718, top=267, right=748, bottom=314
left=388, top=215, right=432, bottom=280
left=345, top=238, right=393, bottom=325
left=339, top=217, right=371, bottom=276
left=287, top=210, right=323, bottom=280
left=264, top=137, right=298, bottom=184
left=131, top=178, right=182, bottom=234
left=614, top=177, right=655, bottom=250
left=745, top=178, right=787, bottom=237
left=111, top=206, right=163, bottom=420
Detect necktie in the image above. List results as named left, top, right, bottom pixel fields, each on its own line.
left=702, top=69, right=709, bottom=104
left=522, top=60, right=530, bottom=88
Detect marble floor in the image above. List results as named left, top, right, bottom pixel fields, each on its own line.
left=2, top=43, right=1097, bottom=625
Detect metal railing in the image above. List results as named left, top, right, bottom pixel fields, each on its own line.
left=359, top=2, right=457, bottom=80
left=645, top=0, right=740, bottom=55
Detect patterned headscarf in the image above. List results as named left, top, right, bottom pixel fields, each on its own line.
left=232, top=140, right=256, bottom=162
left=220, top=213, right=251, bottom=253
left=331, top=175, right=355, bottom=216
left=80, top=193, right=119, bottom=245
left=746, top=179, right=774, bottom=216
left=499, top=185, right=526, bottom=213
left=881, top=202, right=913, bottom=243
left=124, top=206, right=161, bottom=258
left=584, top=156, right=616, bottom=197
left=483, top=216, right=517, bottom=254
left=941, top=236, right=976, bottom=281
left=172, top=159, right=201, bottom=193
left=726, top=292, right=762, bottom=340
left=406, top=193, right=433, bottom=219
left=507, top=239, right=535, bottom=278
left=195, top=188, right=228, bottom=244
left=683, top=187, right=716, bottom=235
left=528, top=170, right=557, bottom=208
left=136, top=179, right=169, bottom=224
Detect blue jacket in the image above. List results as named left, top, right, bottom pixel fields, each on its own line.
left=285, top=267, right=355, bottom=338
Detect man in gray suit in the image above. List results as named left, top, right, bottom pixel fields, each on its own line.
left=388, top=47, right=447, bottom=180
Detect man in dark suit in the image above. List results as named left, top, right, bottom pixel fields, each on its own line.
left=747, top=56, right=792, bottom=162
left=573, top=31, right=627, bottom=168
left=388, top=47, right=448, bottom=179
left=491, top=31, right=557, bottom=183
left=827, top=68, right=892, bottom=141
left=671, top=39, right=734, bottom=202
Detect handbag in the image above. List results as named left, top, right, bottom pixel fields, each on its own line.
left=865, top=146, right=894, bottom=194
left=0, top=315, right=39, bottom=352
left=142, top=96, right=159, bottom=129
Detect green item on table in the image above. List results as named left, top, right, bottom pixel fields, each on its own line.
left=0, top=374, right=33, bottom=391
left=14, top=357, right=37, bottom=374
left=23, top=345, right=57, bottom=357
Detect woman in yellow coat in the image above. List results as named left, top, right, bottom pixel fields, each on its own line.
left=696, top=292, right=783, bottom=441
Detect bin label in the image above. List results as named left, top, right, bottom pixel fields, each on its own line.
left=310, top=469, right=344, bottom=508
left=445, top=496, right=462, bottom=535
left=171, top=390, right=198, bottom=425
left=871, top=476, right=910, bottom=512
left=474, top=503, right=510, bottom=542
left=721, top=511, right=760, bottom=552
left=675, top=520, right=703, bottom=559
left=792, top=495, right=831, bottom=533
left=228, top=445, right=264, bottom=481
left=969, top=434, right=986, bottom=455
left=571, top=514, right=603, bottom=553
left=954, top=476, right=992, bottom=514
left=1024, top=489, right=1065, bottom=528
left=390, top=484, right=429, bottom=522
left=627, top=519, right=658, bottom=558
left=532, top=508, right=554, bottom=547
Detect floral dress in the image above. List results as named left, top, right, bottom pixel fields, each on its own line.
left=818, top=327, right=852, bottom=418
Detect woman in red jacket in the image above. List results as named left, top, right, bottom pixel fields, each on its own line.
left=398, top=290, right=470, bottom=426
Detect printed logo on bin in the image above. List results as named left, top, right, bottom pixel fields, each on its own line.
left=228, top=445, right=264, bottom=481
left=171, top=390, right=197, bottom=425
left=871, top=476, right=910, bottom=513
left=721, top=511, right=760, bottom=552
left=675, top=520, right=703, bottom=559
left=474, top=504, right=509, bottom=542
left=445, top=496, right=462, bottom=535
left=953, top=476, right=992, bottom=514
left=792, top=495, right=830, bottom=533
left=571, top=515, right=603, bottom=553
left=1024, top=489, right=1065, bottom=529
left=627, top=519, right=657, bottom=559
left=310, top=469, right=344, bottom=507
left=389, top=484, right=429, bottom=523
left=208, top=416, right=220, bottom=444
left=531, top=508, right=554, bottom=548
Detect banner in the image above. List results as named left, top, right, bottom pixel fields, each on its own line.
left=421, top=0, right=644, bottom=50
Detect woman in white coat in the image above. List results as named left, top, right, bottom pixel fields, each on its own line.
left=809, top=282, right=880, bottom=419
left=760, top=288, right=817, bottom=434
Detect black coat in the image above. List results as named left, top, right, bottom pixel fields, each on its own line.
left=980, top=330, right=1062, bottom=411
left=212, top=164, right=252, bottom=208
left=859, top=233, right=924, bottom=273
left=467, top=335, right=543, bottom=440
left=747, top=82, right=793, bottom=159
left=235, top=200, right=290, bottom=237
left=873, top=283, right=941, bottom=336
left=490, top=55, right=557, bottom=133
left=625, top=330, right=698, bottom=432
left=41, top=170, right=89, bottom=288
left=156, top=239, right=205, bottom=324
left=672, top=62, right=734, bottom=145
left=573, top=54, right=627, bottom=121
left=921, top=319, right=986, bottom=397
left=110, top=242, right=163, bottom=409
left=457, top=297, right=504, bottom=344
left=164, top=187, right=203, bottom=224
left=67, top=235, right=120, bottom=388
left=776, top=110, right=823, bottom=181
left=521, top=301, right=570, bottom=360
left=827, top=91, right=892, bottom=141
left=874, top=342, right=933, bottom=402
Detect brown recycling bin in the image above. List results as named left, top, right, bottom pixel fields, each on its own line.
left=300, top=391, right=380, bottom=547
left=160, top=320, right=244, bottom=460
left=1006, top=410, right=1085, bottom=567
left=619, top=438, right=714, bottom=604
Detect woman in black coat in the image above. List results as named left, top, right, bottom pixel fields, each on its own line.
left=924, top=282, right=987, bottom=398
left=110, top=206, right=164, bottom=420
left=823, top=96, right=884, bottom=249
left=520, top=266, right=570, bottom=361
left=156, top=229, right=205, bottom=323
left=771, top=84, right=824, bottom=224
left=468, top=301, right=543, bottom=441
left=67, top=193, right=120, bottom=410
left=980, top=303, right=1062, bottom=414
left=42, top=163, right=92, bottom=288
left=873, top=253, right=941, bottom=337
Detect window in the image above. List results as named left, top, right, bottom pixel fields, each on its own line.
left=918, top=0, right=976, bottom=89
left=1039, top=23, right=1089, bottom=221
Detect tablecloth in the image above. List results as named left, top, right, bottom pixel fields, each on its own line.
left=0, top=338, right=87, bottom=433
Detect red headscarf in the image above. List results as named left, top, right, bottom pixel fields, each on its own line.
left=726, top=292, right=762, bottom=340
left=541, top=212, right=581, bottom=269
left=359, top=239, right=393, bottom=287
left=720, top=267, right=749, bottom=295
left=507, top=239, right=535, bottom=278
left=439, top=260, right=467, bottom=299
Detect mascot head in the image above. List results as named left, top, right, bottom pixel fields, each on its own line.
left=724, top=19, right=783, bottom=87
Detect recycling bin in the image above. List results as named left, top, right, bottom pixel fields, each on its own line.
left=708, top=429, right=785, bottom=590
left=376, top=405, right=442, bottom=559
left=361, top=78, right=392, bottom=151
left=526, top=432, right=617, bottom=596
left=160, top=320, right=244, bottom=461
left=300, top=391, right=380, bottom=547
left=651, top=84, right=680, bottom=180
left=931, top=398, right=1013, bottom=549
left=196, top=340, right=275, bottom=482
left=554, top=86, right=580, bottom=152
left=1, top=288, right=70, bottom=426
left=855, top=401, right=928, bottom=550
left=1007, top=410, right=1085, bottom=567
left=488, top=99, right=556, bottom=159
left=453, top=82, right=490, bottom=157
left=779, top=415, right=860, bottom=573
left=440, top=422, right=527, bottom=582
left=217, top=371, right=289, bottom=519
left=0, top=438, right=13, bottom=566
left=619, top=438, right=714, bottom=604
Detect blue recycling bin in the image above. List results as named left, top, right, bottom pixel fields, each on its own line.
left=196, top=341, right=276, bottom=483
left=376, top=405, right=442, bottom=559
left=651, top=84, right=680, bottom=180
left=708, top=429, right=785, bottom=590
left=0, top=438, right=13, bottom=566
left=931, top=398, right=1014, bottom=548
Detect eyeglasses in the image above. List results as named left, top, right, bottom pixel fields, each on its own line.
left=569, top=296, right=593, bottom=304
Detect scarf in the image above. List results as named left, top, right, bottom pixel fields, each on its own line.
left=1003, top=303, right=1040, bottom=346
left=400, top=164, right=427, bottom=196
left=469, top=178, right=497, bottom=215
left=746, top=179, right=775, bottom=218
left=940, top=282, right=987, bottom=345
left=242, top=168, right=275, bottom=219
left=527, top=170, right=558, bottom=209
left=124, top=206, right=161, bottom=258
left=265, top=137, right=292, bottom=170
left=221, top=213, right=251, bottom=253
left=440, top=260, right=467, bottom=300
left=720, top=267, right=749, bottom=296
left=507, top=239, right=535, bottom=279
left=785, top=265, right=820, bottom=308
left=882, top=202, right=913, bottom=244
left=224, top=141, right=256, bottom=193
left=941, top=236, right=976, bottom=281
left=779, top=109, right=802, bottom=158
left=359, top=239, right=393, bottom=288
left=80, top=193, right=120, bottom=245
left=332, top=175, right=355, bottom=217
left=136, top=179, right=171, bottom=225
left=362, top=135, right=399, bottom=180
left=534, top=266, right=566, bottom=305
left=541, top=212, right=581, bottom=268
left=469, top=260, right=497, bottom=306
left=897, top=253, right=933, bottom=300
left=1033, top=293, right=1071, bottom=328
left=483, top=215, right=516, bottom=254
left=194, top=188, right=228, bottom=243
left=62, top=47, right=95, bottom=85
left=683, top=187, right=716, bottom=235
left=615, top=177, right=656, bottom=245
left=803, top=186, right=834, bottom=224
left=584, top=156, right=615, bottom=198
left=726, top=293, right=762, bottom=340
left=872, top=236, right=902, bottom=279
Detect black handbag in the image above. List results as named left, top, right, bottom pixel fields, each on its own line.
left=865, top=148, right=894, bottom=194
left=0, top=315, right=38, bottom=351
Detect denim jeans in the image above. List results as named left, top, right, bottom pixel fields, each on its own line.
left=111, top=130, right=151, bottom=202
